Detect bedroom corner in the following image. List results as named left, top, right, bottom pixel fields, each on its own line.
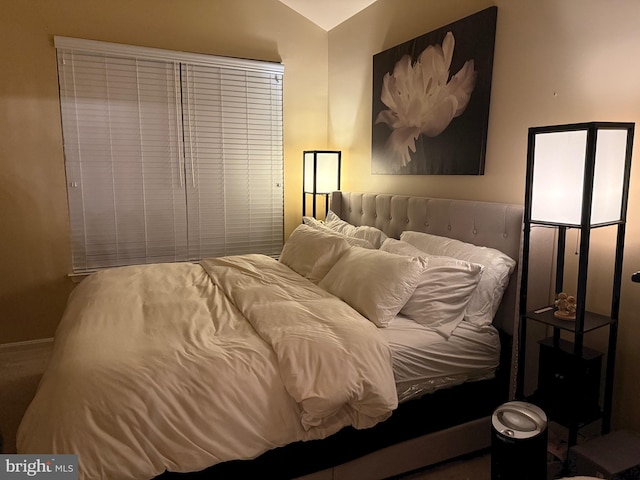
left=0, top=0, right=329, bottom=344
left=327, top=0, right=640, bottom=435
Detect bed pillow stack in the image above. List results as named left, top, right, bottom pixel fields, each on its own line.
left=323, top=210, right=388, bottom=248
left=400, top=231, right=516, bottom=327
left=281, top=223, right=425, bottom=327
left=319, top=247, right=426, bottom=327
left=302, top=216, right=376, bottom=249
left=380, top=238, right=484, bottom=337
left=279, top=224, right=351, bottom=284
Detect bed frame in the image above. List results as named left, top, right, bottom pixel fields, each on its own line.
left=159, top=192, right=524, bottom=480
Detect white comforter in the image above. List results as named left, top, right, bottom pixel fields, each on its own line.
left=17, top=254, right=397, bottom=480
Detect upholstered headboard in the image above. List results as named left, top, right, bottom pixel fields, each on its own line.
left=329, top=191, right=524, bottom=337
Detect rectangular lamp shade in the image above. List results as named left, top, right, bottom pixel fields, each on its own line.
left=304, top=151, right=341, bottom=194
left=528, top=122, right=634, bottom=227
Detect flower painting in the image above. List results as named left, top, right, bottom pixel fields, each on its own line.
left=372, top=7, right=497, bottom=175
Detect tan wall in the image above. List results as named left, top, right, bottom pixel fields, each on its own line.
left=0, top=0, right=329, bottom=343
left=328, top=0, right=640, bottom=430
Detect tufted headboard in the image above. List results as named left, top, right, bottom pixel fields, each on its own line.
left=329, top=191, right=524, bottom=337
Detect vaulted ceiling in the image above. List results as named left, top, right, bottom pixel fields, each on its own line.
left=277, top=0, right=378, bottom=31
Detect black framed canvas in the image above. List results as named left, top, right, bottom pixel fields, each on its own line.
left=372, top=6, right=497, bottom=175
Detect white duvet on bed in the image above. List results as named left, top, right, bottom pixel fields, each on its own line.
left=17, top=254, right=397, bottom=480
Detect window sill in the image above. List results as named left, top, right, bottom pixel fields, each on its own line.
left=68, top=272, right=92, bottom=283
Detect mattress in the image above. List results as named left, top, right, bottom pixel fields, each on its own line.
left=381, top=315, right=500, bottom=402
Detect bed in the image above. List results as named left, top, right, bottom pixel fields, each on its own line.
left=17, top=191, right=524, bottom=480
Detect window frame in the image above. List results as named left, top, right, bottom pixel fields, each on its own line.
left=55, top=36, right=284, bottom=274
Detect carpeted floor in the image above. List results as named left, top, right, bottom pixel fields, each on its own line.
left=0, top=340, right=489, bottom=479
left=395, top=452, right=490, bottom=479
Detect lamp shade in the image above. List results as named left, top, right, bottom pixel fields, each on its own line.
left=302, top=150, right=341, bottom=219
left=527, top=122, right=634, bottom=227
left=304, top=151, right=341, bottom=194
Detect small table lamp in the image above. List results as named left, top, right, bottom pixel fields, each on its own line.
left=303, top=150, right=341, bottom=219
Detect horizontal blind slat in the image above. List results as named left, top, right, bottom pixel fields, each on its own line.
left=58, top=42, right=283, bottom=271
left=59, top=50, right=188, bottom=271
left=182, top=63, right=283, bottom=258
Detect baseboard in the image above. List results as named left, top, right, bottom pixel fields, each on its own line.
left=0, top=337, right=54, bottom=351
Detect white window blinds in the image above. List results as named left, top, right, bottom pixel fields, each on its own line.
left=55, top=37, right=284, bottom=273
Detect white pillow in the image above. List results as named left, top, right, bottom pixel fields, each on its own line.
left=302, top=216, right=327, bottom=230
left=400, top=231, right=516, bottom=327
left=324, top=210, right=357, bottom=235
left=279, top=224, right=350, bottom=284
left=319, top=247, right=426, bottom=327
left=302, top=216, right=375, bottom=249
left=380, top=239, right=483, bottom=337
left=325, top=210, right=388, bottom=248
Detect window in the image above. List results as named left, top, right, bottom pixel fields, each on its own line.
left=55, top=37, right=284, bottom=273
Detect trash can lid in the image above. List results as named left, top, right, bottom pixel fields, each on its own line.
left=492, top=401, right=547, bottom=440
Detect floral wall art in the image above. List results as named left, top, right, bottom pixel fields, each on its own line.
left=372, top=7, right=497, bottom=175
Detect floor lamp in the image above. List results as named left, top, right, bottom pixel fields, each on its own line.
left=303, top=150, right=341, bottom=219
